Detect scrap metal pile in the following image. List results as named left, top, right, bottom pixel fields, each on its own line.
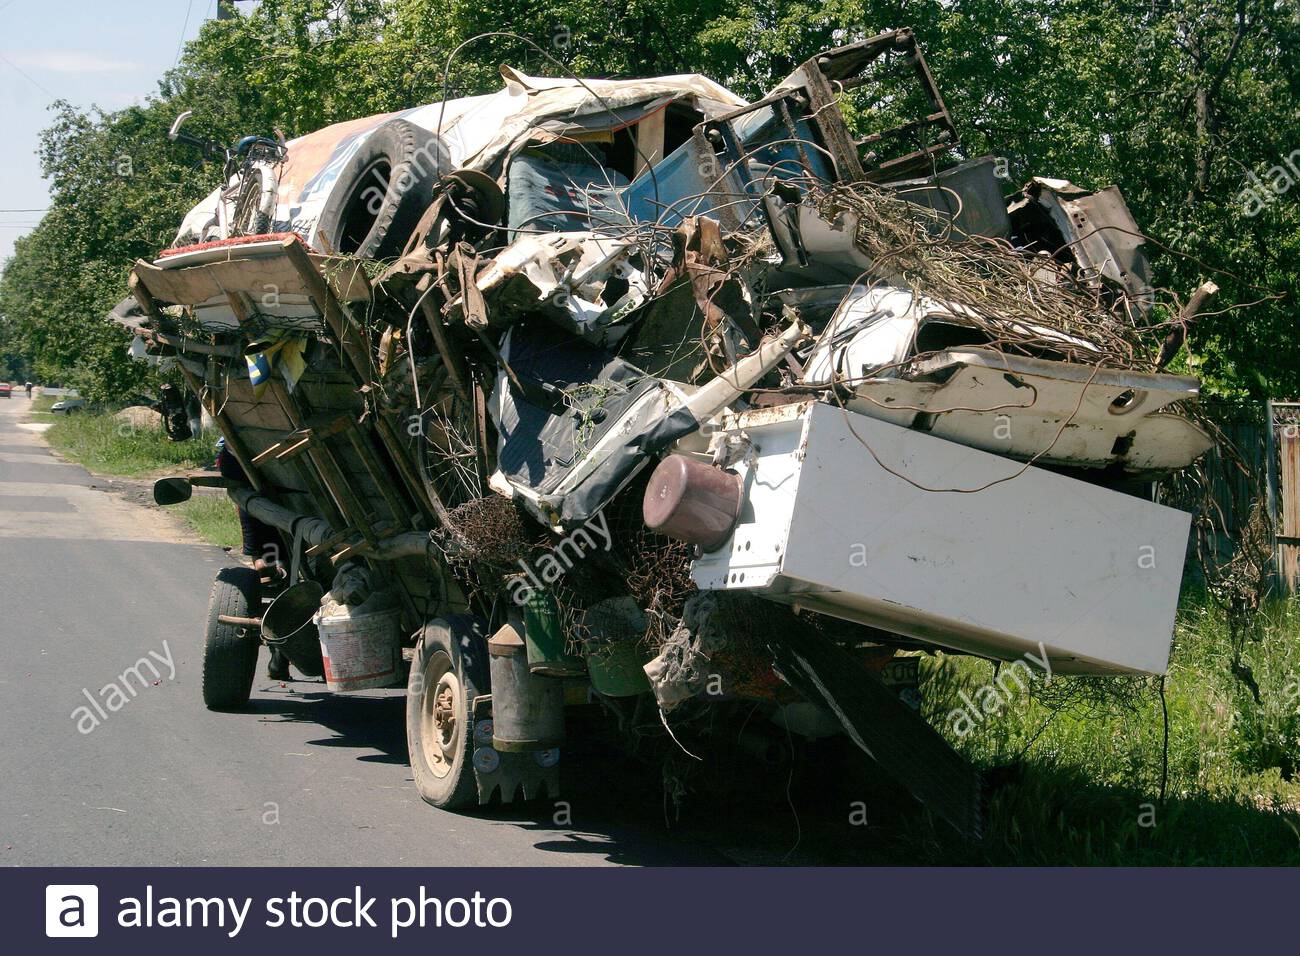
left=116, top=29, right=1228, bottom=837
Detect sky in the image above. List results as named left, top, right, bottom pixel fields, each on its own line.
left=0, top=0, right=226, bottom=263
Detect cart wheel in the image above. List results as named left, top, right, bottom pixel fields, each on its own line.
left=407, top=615, right=490, bottom=810
left=202, top=567, right=262, bottom=710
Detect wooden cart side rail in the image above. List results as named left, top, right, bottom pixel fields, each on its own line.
left=134, top=238, right=450, bottom=538
left=278, top=237, right=451, bottom=533
left=129, top=271, right=266, bottom=493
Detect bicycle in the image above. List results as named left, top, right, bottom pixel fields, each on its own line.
left=169, top=110, right=288, bottom=242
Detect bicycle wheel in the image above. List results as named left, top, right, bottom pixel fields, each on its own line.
left=230, top=166, right=275, bottom=237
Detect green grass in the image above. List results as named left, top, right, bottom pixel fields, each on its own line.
left=174, top=493, right=243, bottom=550
left=42, top=407, right=214, bottom=477
left=26, top=394, right=60, bottom=423
left=881, top=593, right=1300, bottom=864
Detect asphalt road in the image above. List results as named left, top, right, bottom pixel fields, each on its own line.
left=0, top=395, right=741, bottom=866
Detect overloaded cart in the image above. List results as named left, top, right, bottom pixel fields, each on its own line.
left=115, top=29, right=1219, bottom=839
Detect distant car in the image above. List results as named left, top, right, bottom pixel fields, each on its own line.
left=50, top=396, right=86, bottom=414
left=0, top=383, right=11, bottom=398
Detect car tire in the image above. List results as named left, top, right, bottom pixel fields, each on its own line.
left=406, top=615, right=491, bottom=810
left=202, top=567, right=262, bottom=710
left=316, top=119, right=448, bottom=260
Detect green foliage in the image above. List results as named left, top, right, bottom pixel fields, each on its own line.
left=0, top=99, right=214, bottom=400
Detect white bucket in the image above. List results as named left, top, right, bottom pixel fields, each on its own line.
left=314, top=596, right=402, bottom=692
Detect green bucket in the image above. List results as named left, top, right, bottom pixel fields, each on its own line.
left=584, top=640, right=650, bottom=697
left=522, top=590, right=586, bottom=677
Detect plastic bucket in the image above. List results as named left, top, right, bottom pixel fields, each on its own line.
left=522, top=590, right=585, bottom=677
left=580, top=596, right=649, bottom=696
left=314, top=600, right=402, bottom=692
left=584, top=641, right=650, bottom=697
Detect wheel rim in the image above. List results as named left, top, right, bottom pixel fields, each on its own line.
left=419, top=650, right=461, bottom=779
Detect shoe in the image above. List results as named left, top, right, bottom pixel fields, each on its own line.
left=267, top=647, right=292, bottom=681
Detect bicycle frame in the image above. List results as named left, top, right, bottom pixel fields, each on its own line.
left=169, top=111, right=286, bottom=243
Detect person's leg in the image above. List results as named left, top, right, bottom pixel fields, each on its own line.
left=251, top=523, right=292, bottom=680
left=218, top=444, right=291, bottom=679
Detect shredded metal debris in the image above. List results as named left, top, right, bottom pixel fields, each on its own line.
left=119, top=28, right=1259, bottom=838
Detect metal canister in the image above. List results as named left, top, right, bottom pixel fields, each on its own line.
left=642, top=454, right=744, bottom=551
left=260, top=580, right=325, bottom=677
left=488, top=623, right=565, bottom=752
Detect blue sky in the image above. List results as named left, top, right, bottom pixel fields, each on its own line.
left=0, top=0, right=224, bottom=263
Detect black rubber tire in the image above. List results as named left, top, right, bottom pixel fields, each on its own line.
left=316, top=119, right=448, bottom=259
left=202, top=567, right=262, bottom=710
left=406, top=615, right=491, bottom=810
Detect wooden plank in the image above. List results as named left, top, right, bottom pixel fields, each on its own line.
left=269, top=383, right=371, bottom=544
left=135, top=256, right=309, bottom=306
left=130, top=271, right=265, bottom=492
left=280, top=237, right=375, bottom=382
left=177, top=362, right=264, bottom=492
left=133, top=250, right=371, bottom=308
left=377, top=410, right=448, bottom=530
left=216, top=402, right=296, bottom=432
left=309, top=253, right=373, bottom=303
left=288, top=238, right=445, bottom=534
left=1280, top=430, right=1300, bottom=594
left=416, top=278, right=471, bottom=404
left=223, top=288, right=355, bottom=532
left=305, top=527, right=355, bottom=559
left=345, top=422, right=414, bottom=527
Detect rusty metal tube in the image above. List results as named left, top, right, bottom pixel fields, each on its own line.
left=227, top=487, right=432, bottom=562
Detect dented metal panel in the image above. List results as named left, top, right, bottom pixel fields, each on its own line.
left=692, top=402, right=1191, bottom=675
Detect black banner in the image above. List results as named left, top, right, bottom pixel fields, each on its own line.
left=7, top=867, right=1283, bottom=952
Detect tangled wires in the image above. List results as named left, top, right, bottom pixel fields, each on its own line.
left=808, top=181, right=1165, bottom=369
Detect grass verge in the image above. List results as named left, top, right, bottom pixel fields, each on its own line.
left=42, top=407, right=214, bottom=477
left=26, top=394, right=60, bottom=423
left=882, top=592, right=1300, bottom=864
left=174, top=493, right=243, bottom=550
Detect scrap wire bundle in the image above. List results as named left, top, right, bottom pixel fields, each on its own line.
left=808, top=181, right=1161, bottom=369
left=433, top=495, right=542, bottom=568
left=603, top=474, right=697, bottom=647
left=549, top=476, right=697, bottom=654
